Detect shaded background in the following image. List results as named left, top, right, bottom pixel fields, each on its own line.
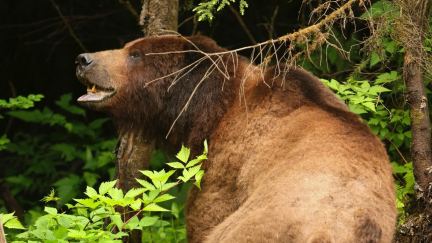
left=0, top=0, right=307, bottom=105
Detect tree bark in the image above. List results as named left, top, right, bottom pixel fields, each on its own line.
left=115, top=1, right=178, bottom=242
left=139, top=0, right=179, bottom=36
left=399, top=0, right=432, bottom=192
left=115, top=0, right=179, bottom=192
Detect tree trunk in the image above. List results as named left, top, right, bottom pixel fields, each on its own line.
left=399, top=0, right=432, bottom=194
left=139, top=0, right=179, bottom=36
left=115, top=0, right=179, bottom=192
left=115, top=1, right=179, bottom=242
left=395, top=0, right=432, bottom=241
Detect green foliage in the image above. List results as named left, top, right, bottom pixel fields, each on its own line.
left=1, top=143, right=207, bottom=242
left=193, top=0, right=248, bottom=21
left=321, top=77, right=391, bottom=114
left=0, top=213, right=25, bottom=230
left=1, top=93, right=117, bottom=211
left=0, top=94, right=44, bottom=111
left=300, top=3, right=418, bottom=222
left=0, top=94, right=44, bottom=151
left=392, top=162, right=415, bottom=219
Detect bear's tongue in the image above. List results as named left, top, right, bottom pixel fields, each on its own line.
left=77, top=91, right=111, bottom=102
left=77, top=85, right=113, bottom=102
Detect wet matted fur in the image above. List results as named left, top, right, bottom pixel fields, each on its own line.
left=76, top=35, right=396, bottom=242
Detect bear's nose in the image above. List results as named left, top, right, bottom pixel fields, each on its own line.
left=75, top=53, right=93, bottom=67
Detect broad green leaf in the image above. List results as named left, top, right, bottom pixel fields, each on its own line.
left=369, top=86, right=391, bottom=94
left=139, top=216, right=159, bottom=227
left=375, top=71, right=399, bottom=84
left=188, top=165, right=202, bottom=177
left=161, top=182, right=178, bottom=191
left=108, top=188, right=124, bottom=200
left=186, top=154, right=207, bottom=168
left=167, top=162, right=184, bottom=169
left=68, top=229, right=87, bottom=239
left=1, top=213, right=25, bottom=230
left=44, top=206, right=58, bottom=215
left=176, top=145, right=190, bottom=163
left=369, top=52, right=381, bottom=68
left=98, top=180, right=117, bottom=195
left=195, top=170, right=205, bottom=189
left=203, top=139, right=208, bottom=154
left=136, top=179, right=155, bottom=190
left=125, top=188, right=145, bottom=198
left=55, top=93, right=86, bottom=116
left=140, top=170, right=155, bottom=180
left=153, top=194, right=175, bottom=203
left=85, top=186, right=98, bottom=198
left=171, top=203, right=180, bottom=219
left=143, top=203, right=169, bottom=212
left=0, top=212, right=15, bottom=223
left=74, top=198, right=98, bottom=209
left=363, top=102, right=376, bottom=112
left=109, top=214, right=123, bottom=230
left=124, top=216, right=140, bottom=230
left=130, top=199, right=142, bottom=211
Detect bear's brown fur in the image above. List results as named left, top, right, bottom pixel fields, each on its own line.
left=76, top=35, right=396, bottom=242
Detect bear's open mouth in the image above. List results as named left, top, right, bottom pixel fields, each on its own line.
left=77, top=83, right=116, bottom=103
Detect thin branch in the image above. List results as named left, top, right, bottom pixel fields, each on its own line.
left=228, top=5, right=257, bottom=44
left=49, top=0, right=88, bottom=52
left=119, top=0, right=139, bottom=20
left=0, top=219, right=6, bottom=243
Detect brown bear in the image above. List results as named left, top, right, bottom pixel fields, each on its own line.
left=76, top=35, right=396, bottom=242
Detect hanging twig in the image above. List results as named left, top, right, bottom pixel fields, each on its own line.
left=49, top=0, right=87, bottom=52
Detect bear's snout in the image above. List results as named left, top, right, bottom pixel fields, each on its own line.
left=75, top=53, right=93, bottom=70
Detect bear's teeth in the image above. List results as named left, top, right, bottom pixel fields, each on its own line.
left=87, top=85, right=97, bottom=93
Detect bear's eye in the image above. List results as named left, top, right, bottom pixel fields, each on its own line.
left=129, top=50, right=141, bottom=59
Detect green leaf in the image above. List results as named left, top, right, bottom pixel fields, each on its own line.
left=109, top=214, right=123, bottom=229
left=186, top=155, right=207, bottom=168
left=139, top=216, right=159, bottom=227
left=369, top=86, right=391, bottom=94
left=375, top=71, right=399, bottom=84
left=153, top=194, right=175, bottom=203
left=171, top=203, right=180, bottom=219
left=108, top=188, right=124, bottom=200
left=161, top=182, right=178, bottom=191
left=74, top=198, right=98, bottom=209
left=4, top=217, right=25, bottom=229
left=194, top=170, right=205, bottom=189
left=124, top=216, right=140, bottom=230
left=203, top=139, right=208, bottom=154
left=167, top=162, right=185, bottom=169
left=363, top=101, right=376, bottom=112
left=176, top=145, right=190, bottom=163
left=130, top=199, right=142, bottom=211
left=188, top=165, right=202, bottom=177
left=125, top=188, right=146, bottom=198
left=136, top=179, right=155, bottom=190
left=44, top=206, right=58, bottom=215
left=369, top=52, right=381, bottom=68
left=55, top=93, right=86, bottom=116
left=143, top=203, right=169, bottom=212
left=0, top=213, right=15, bottom=223
left=85, top=186, right=98, bottom=198
left=98, top=180, right=118, bottom=195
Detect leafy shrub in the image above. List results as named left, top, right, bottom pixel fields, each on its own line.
left=1, top=143, right=207, bottom=242
left=1, top=93, right=117, bottom=216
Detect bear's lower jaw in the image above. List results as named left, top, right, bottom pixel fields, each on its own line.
left=77, top=89, right=116, bottom=104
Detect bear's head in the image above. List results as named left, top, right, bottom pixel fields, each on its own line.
left=76, top=35, right=237, bottom=142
